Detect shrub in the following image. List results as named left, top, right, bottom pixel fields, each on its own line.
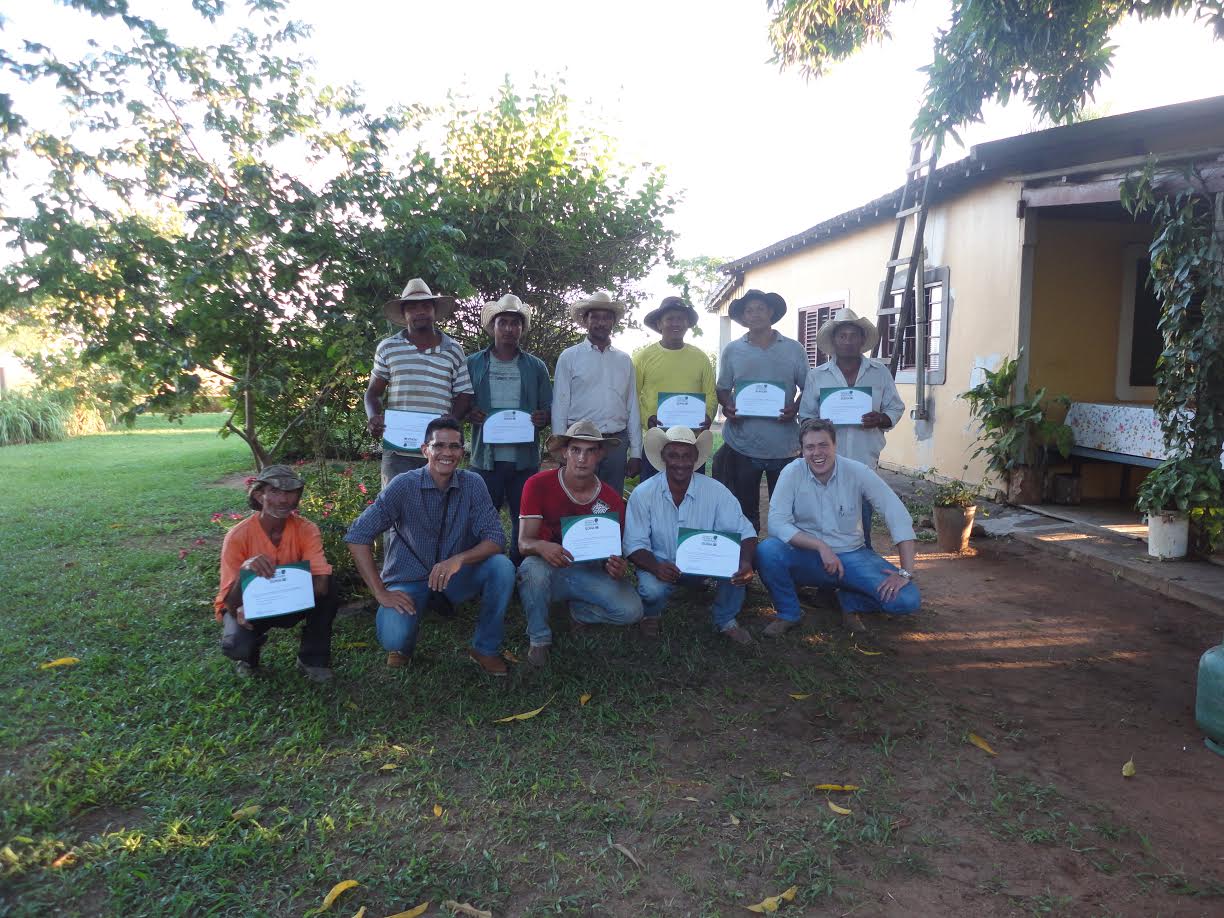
left=0, top=389, right=68, bottom=445
left=297, top=460, right=381, bottom=599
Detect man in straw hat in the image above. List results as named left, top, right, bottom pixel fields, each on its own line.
left=798, top=308, right=905, bottom=550
left=214, top=465, right=338, bottom=682
left=624, top=426, right=758, bottom=644
left=757, top=419, right=920, bottom=636
left=516, top=421, right=644, bottom=666
left=551, top=291, right=641, bottom=496
left=633, top=296, right=717, bottom=481
left=365, top=278, right=474, bottom=487
left=713, top=289, right=810, bottom=531
left=465, top=294, right=553, bottom=565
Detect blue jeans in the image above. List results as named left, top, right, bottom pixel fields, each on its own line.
left=636, top=569, right=744, bottom=630
left=756, top=537, right=920, bottom=620
left=516, top=556, right=643, bottom=646
left=375, top=554, right=515, bottom=656
left=473, top=462, right=534, bottom=565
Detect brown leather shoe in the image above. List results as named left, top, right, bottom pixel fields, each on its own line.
left=763, top=618, right=798, bottom=638
left=527, top=644, right=550, bottom=667
left=722, top=624, right=756, bottom=646
left=386, top=651, right=411, bottom=668
left=841, top=611, right=868, bottom=634
left=639, top=617, right=661, bottom=638
left=468, top=648, right=509, bottom=677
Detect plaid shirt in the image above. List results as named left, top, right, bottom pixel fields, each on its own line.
left=344, top=467, right=505, bottom=586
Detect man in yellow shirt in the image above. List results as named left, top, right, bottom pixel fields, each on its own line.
left=633, top=296, right=717, bottom=480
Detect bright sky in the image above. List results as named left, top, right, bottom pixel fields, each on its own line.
left=5, top=0, right=1223, bottom=356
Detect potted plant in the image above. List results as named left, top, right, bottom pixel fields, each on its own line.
left=1136, top=457, right=1220, bottom=560
left=926, top=471, right=984, bottom=553
left=961, top=354, right=1073, bottom=504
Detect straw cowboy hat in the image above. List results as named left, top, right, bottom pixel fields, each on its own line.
left=643, top=425, right=713, bottom=473
left=381, top=278, right=457, bottom=325
left=569, top=291, right=627, bottom=325
left=545, top=419, right=620, bottom=458
left=643, top=295, right=699, bottom=333
left=815, top=307, right=880, bottom=355
left=728, top=289, right=787, bottom=326
left=480, top=294, right=533, bottom=335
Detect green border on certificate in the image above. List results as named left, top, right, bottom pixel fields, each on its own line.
left=676, top=527, right=741, bottom=579
left=560, top=512, right=621, bottom=562
left=656, top=392, right=706, bottom=427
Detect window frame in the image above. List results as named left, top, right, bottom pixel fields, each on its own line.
left=877, top=265, right=950, bottom=385
left=1115, top=243, right=1158, bottom=402
left=796, top=293, right=848, bottom=368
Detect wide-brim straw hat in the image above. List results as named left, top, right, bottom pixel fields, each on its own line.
left=481, top=294, right=533, bottom=335
left=815, top=307, right=880, bottom=355
left=569, top=290, right=626, bottom=325
left=643, top=425, right=713, bottom=473
left=643, top=295, right=699, bottom=333
left=545, top=419, right=621, bottom=458
left=728, top=289, right=786, bottom=326
left=381, top=278, right=457, bottom=325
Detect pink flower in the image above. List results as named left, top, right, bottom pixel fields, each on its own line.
left=358, top=483, right=368, bottom=494
left=366, top=499, right=374, bottom=505
left=342, top=467, right=353, bottom=478
left=322, top=510, right=331, bottom=517
left=360, top=453, right=371, bottom=461
left=323, top=501, right=336, bottom=511
left=229, top=513, right=243, bottom=520
left=193, top=538, right=206, bottom=546
left=178, top=548, right=189, bottom=559
left=211, top=512, right=223, bottom=522
left=244, top=476, right=256, bottom=486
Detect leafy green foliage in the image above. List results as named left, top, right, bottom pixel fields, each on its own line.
left=920, top=468, right=986, bottom=508
left=0, top=389, right=68, bottom=445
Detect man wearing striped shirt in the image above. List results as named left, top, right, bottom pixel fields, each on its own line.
left=365, top=278, right=474, bottom=487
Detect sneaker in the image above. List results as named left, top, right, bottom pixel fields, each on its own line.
left=722, top=624, right=756, bottom=646
left=234, top=660, right=258, bottom=678
left=467, top=648, right=508, bottom=677
left=296, top=658, right=335, bottom=684
left=763, top=618, right=798, bottom=638
left=639, top=617, right=661, bottom=638
left=841, top=611, right=868, bottom=634
left=386, top=651, right=412, bottom=669
left=527, top=644, right=550, bottom=667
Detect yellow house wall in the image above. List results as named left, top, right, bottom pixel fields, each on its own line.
left=721, top=179, right=1025, bottom=486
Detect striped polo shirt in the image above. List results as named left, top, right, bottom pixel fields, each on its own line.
left=373, top=331, right=474, bottom=452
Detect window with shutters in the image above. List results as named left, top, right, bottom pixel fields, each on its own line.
left=797, top=300, right=845, bottom=368
left=877, top=266, right=949, bottom=385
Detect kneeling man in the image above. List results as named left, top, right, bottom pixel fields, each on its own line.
left=345, top=418, right=515, bottom=677
left=624, top=426, right=758, bottom=643
left=215, top=465, right=337, bottom=682
left=517, top=421, right=643, bottom=666
left=757, top=419, right=920, bottom=635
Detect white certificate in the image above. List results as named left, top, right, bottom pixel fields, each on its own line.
left=734, top=379, right=787, bottom=418
left=483, top=409, right=535, bottom=444
left=383, top=409, right=439, bottom=453
left=240, top=562, right=314, bottom=619
left=657, top=392, right=706, bottom=428
left=819, top=386, right=874, bottom=425
left=560, top=512, right=622, bottom=563
left=675, top=528, right=741, bottom=579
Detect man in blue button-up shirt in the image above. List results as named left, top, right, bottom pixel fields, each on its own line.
left=624, top=426, right=758, bottom=644
left=757, top=419, right=921, bottom=636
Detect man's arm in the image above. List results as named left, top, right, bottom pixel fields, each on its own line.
left=519, top=516, right=571, bottom=567
left=625, top=354, right=642, bottom=471
left=347, top=542, right=416, bottom=614
left=450, top=392, right=473, bottom=420
left=551, top=351, right=571, bottom=433
left=796, top=367, right=820, bottom=421
left=716, top=387, right=738, bottom=419
left=731, top=536, right=757, bottom=585
left=365, top=374, right=388, bottom=437
left=429, top=538, right=502, bottom=591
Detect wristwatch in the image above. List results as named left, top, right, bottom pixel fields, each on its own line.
left=897, top=568, right=914, bottom=581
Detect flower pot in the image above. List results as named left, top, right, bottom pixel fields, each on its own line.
left=1147, top=510, right=1189, bottom=559
left=1006, top=465, right=1044, bottom=504
left=934, top=504, right=976, bottom=553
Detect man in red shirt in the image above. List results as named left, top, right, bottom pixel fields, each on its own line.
left=517, top=420, right=643, bottom=666
left=215, top=465, right=337, bottom=682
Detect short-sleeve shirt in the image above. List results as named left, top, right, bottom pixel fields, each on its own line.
left=716, top=331, right=809, bottom=460
left=519, top=468, right=626, bottom=544
left=488, top=354, right=522, bottom=463
left=372, top=330, right=473, bottom=454
left=214, top=513, right=332, bottom=619
left=623, top=472, right=757, bottom=561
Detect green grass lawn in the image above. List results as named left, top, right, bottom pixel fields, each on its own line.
left=1, top=416, right=1215, bottom=917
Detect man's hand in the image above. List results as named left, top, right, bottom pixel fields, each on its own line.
left=467, top=407, right=488, bottom=424
left=876, top=570, right=909, bottom=603
left=652, top=560, right=682, bottom=584
left=537, top=542, right=573, bottom=568
left=429, top=556, right=463, bottom=592
left=818, top=544, right=844, bottom=578
left=626, top=458, right=641, bottom=479
left=531, top=409, right=549, bottom=428
left=699, top=415, right=713, bottom=431
left=605, top=554, right=628, bottom=579
left=730, top=562, right=755, bottom=586
left=241, top=554, right=276, bottom=578
left=367, top=413, right=385, bottom=438
left=860, top=411, right=890, bottom=429
left=234, top=605, right=254, bottom=631
left=647, top=414, right=659, bottom=430
left=722, top=401, right=738, bottom=420
left=376, top=587, right=417, bottom=616
left=778, top=402, right=799, bottom=422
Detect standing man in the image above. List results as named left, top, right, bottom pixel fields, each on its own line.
left=516, top=421, right=643, bottom=666
left=713, top=289, right=809, bottom=532
left=633, top=295, right=717, bottom=480
left=344, top=418, right=515, bottom=677
left=756, top=419, right=921, bottom=636
left=551, top=291, right=641, bottom=495
left=465, top=294, right=553, bottom=565
left=365, top=278, right=474, bottom=487
left=624, top=426, right=758, bottom=643
left=798, top=308, right=905, bottom=549
left=214, top=465, right=337, bottom=683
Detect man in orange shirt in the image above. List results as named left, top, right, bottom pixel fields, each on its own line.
left=215, top=465, right=337, bottom=682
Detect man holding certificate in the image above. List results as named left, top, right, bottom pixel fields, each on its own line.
left=365, top=278, right=474, bottom=487
left=798, top=308, right=905, bottom=549
left=633, top=296, right=717, bottom=481
left=624, top=427, right=758, bottom=643
left=757, top=419, right=921, bottom=636
left=516, top=421, right=643, bottom=666
left=712, top=289, right=810, bottom=531
left=214, top=465, right=337, bottom=682
left=465, top=294, right=553, bottom=565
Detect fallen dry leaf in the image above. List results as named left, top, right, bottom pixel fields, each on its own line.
left=1122, top=756, right=1136, bottom=778
left=443, top=902, right=492, bottom=918
left=812, top=784, right=860, bottom=792
left=853, top=645, right=882, bottom=656
left=433, top=804, right=444, bottom=818
left=50, top=851, right=77, bottom=869
left=579, top=692, right=592, bottom=706
left=345, top=701, right=359, bottom=711
left=378, top=763, right=398, bottom=772
left=313, top=879, right=359, bottom=913
left=493, top=695, right=554, bottom=723
left=827, top=801, right=852, bottom=815
left=682, top=796, right=699, bottom=802
left=967, top=732, right=998, bottom=757
left=788, top=693, right=812, bottom=700
left=501, top=650, right=521, bottom=663
left=384, top=904, right=429, bottom=918
left=39, top=657, right=81, bottom=670
left=612, top=841, right=644, bottom=868
left=745, top=885, right=799, bottom=912
left=231, top=804, right=262, bottom=821
left=728, top=813, right=741, bottom=826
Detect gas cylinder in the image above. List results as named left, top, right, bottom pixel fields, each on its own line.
left=1196, top=642, right=1224, bottom=757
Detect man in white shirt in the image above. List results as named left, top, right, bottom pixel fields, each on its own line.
left=798, top=308, right=905, bottom=549
left=551, top=291, right=641, bottom=495
left=756, top=419, right=921, bottom=635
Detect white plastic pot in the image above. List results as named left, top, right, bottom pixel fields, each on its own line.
left=1147, top=511, right=1189, bottom=559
